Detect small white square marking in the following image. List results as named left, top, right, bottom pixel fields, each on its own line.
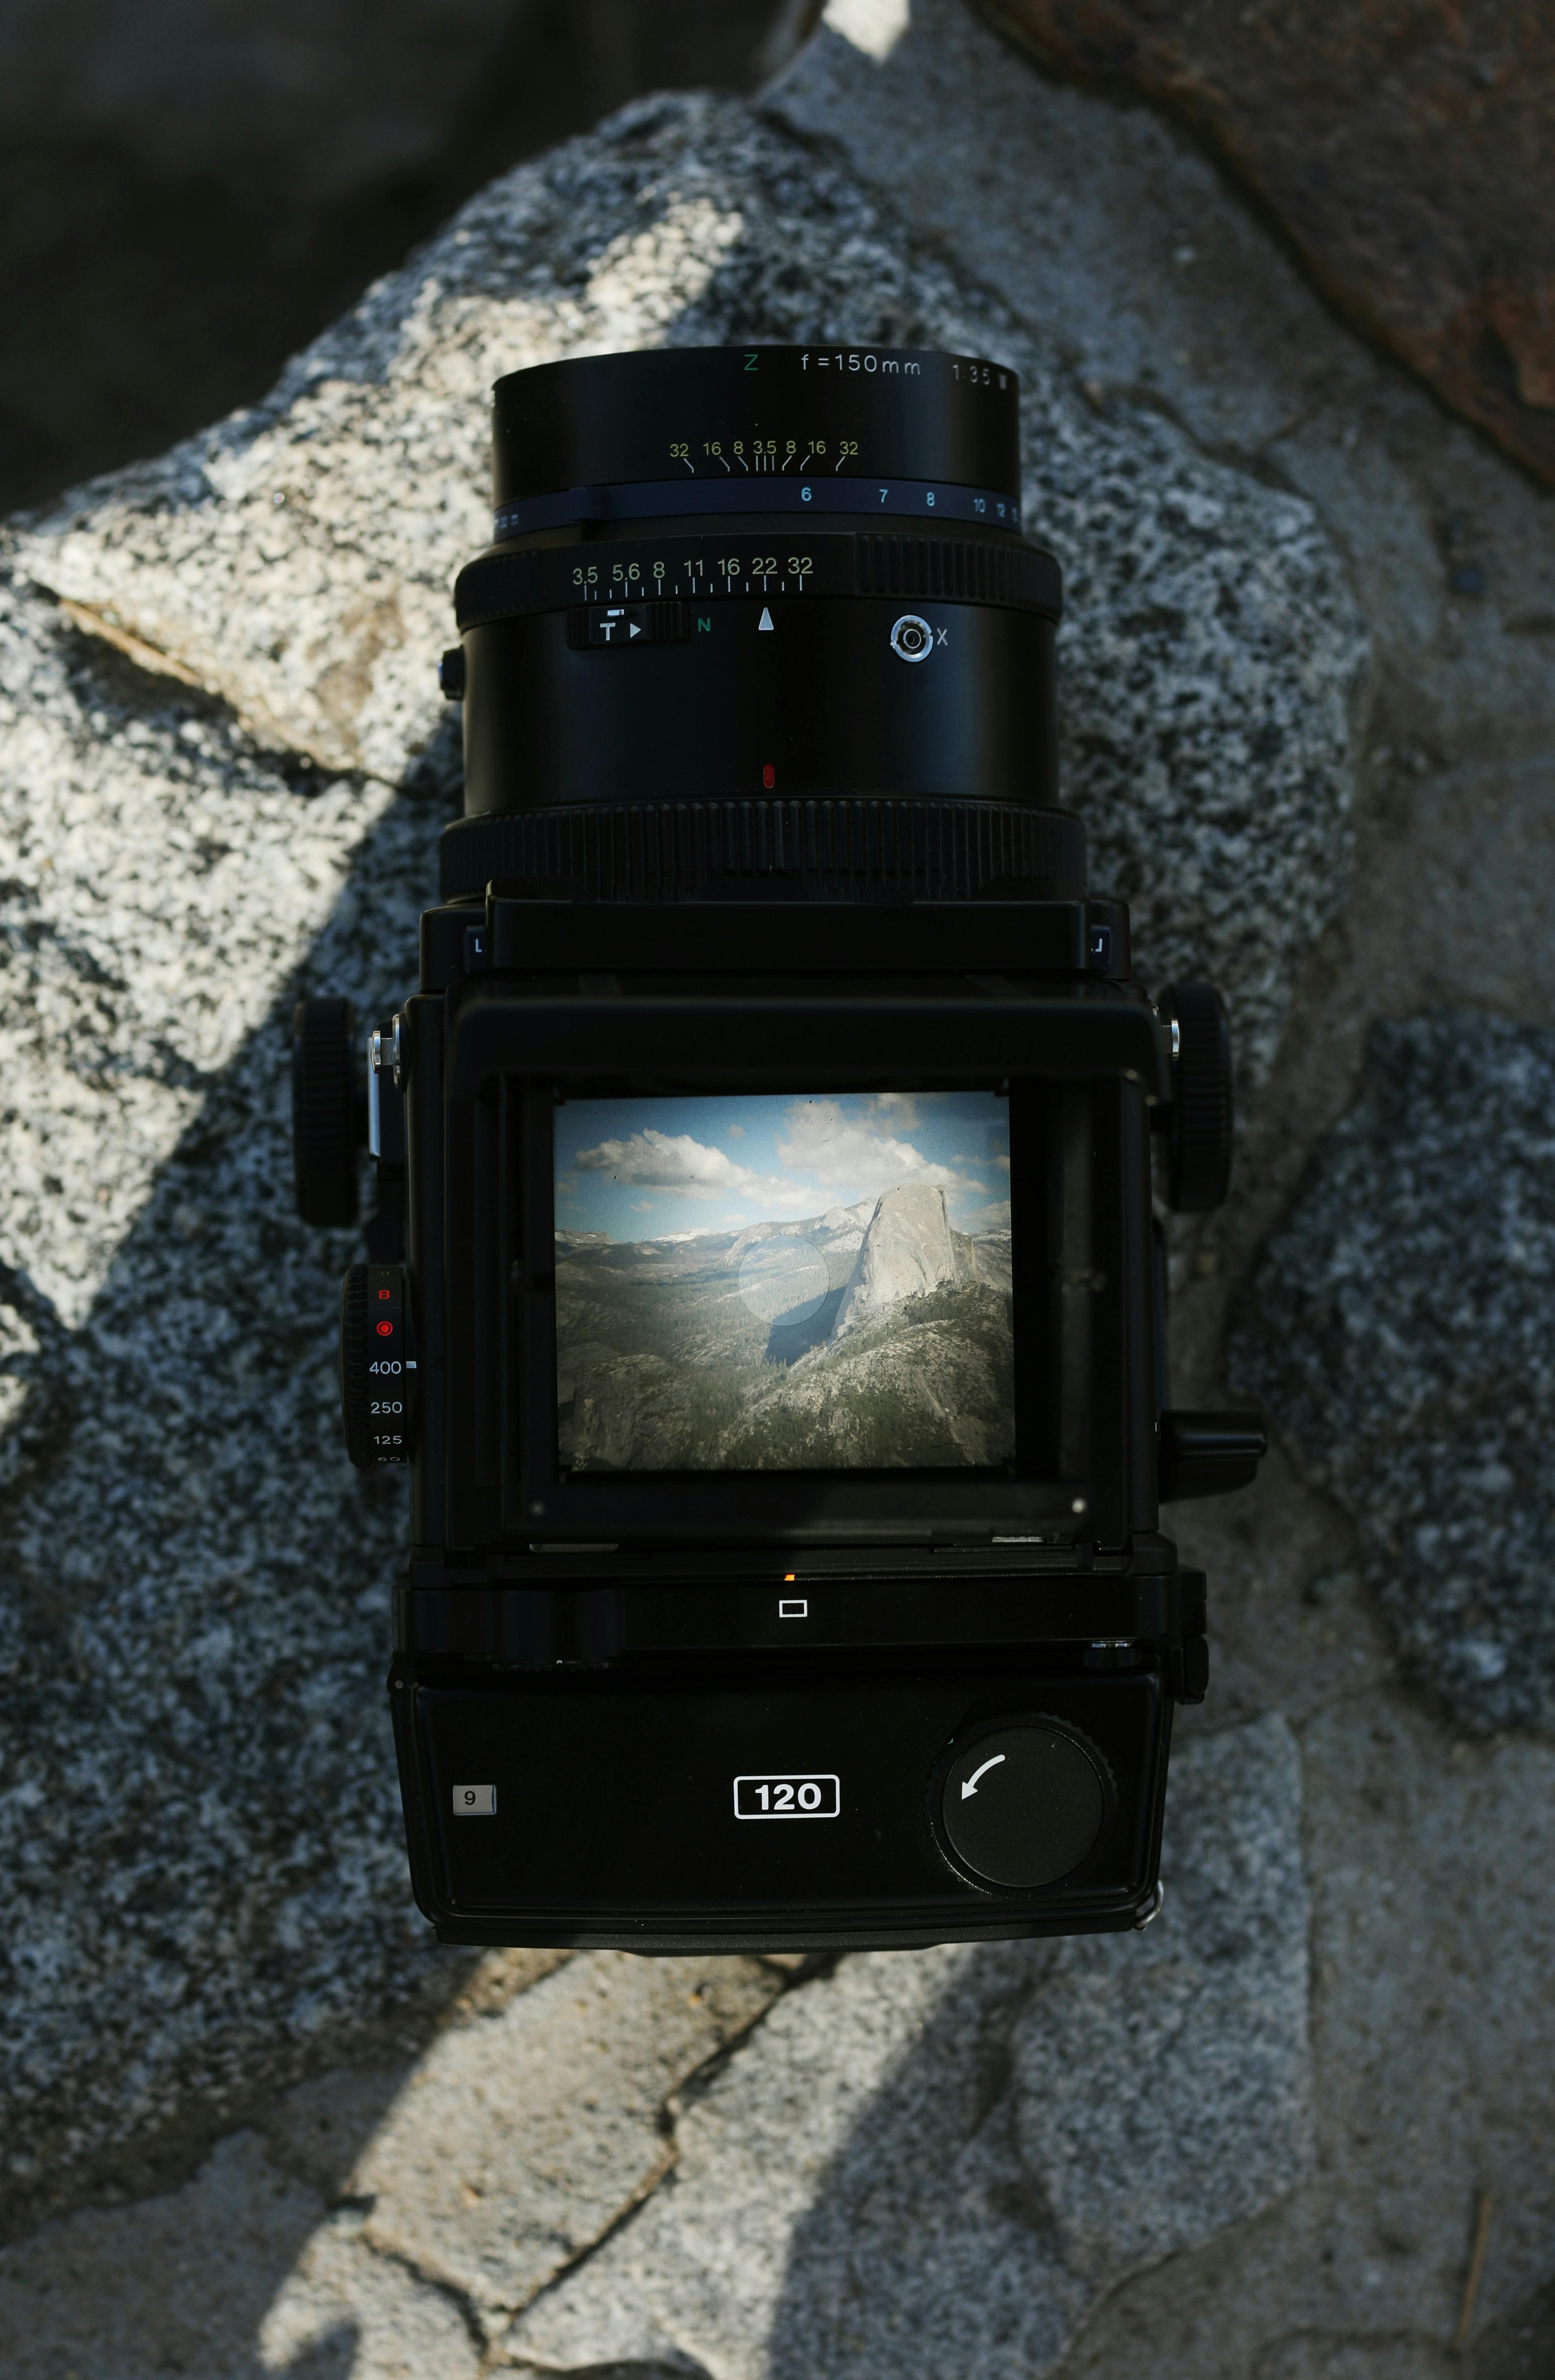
left=778, top=1598, right=807, bottom=1619
left=452, top=1783, right=497, bottom=1816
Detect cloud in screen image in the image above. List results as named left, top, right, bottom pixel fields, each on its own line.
left=553, top=1092, right=1014, bottom=1471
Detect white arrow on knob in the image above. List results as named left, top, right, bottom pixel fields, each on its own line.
left=758, top=606, right=774, bottom=631
left=960, top=1753, right=1006, bottom=1800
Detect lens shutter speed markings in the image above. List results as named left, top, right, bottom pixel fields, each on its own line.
left=733, top=1774, right=840, bottom=1818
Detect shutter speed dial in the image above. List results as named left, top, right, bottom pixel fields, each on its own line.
left=340, top=1262, right=418, bottom=1467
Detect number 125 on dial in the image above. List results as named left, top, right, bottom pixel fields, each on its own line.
left=733, top=1773, right=840, bottom=1819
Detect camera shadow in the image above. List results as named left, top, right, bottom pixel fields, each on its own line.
left=0, top=617, right=483, bottom=2254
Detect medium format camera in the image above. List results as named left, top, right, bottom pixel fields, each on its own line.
left=292, top=344, right=1265, bottom=1950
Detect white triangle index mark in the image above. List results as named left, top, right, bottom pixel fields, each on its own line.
left=758, top=607, right=775, bottom=631
left=629, top=621, right=642, bottom=638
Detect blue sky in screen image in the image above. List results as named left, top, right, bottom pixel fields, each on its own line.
left=554, top=1092, right=1011, bottom=1242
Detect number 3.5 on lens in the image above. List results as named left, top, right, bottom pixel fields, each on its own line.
left=733, top=1773, right=840, bottom=1819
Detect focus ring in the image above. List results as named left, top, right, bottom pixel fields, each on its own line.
left=440, top=797, right=1086, bottom=904
left=854, top=532, right=1054, bottom=607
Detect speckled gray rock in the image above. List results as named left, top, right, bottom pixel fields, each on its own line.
left=0, top=567, right=446, bottom=2229
left=1230, top=1014, right=1555, bottom=1733
left=15, top=91, right=1364, bottom=1088
left=0, top=1948, right=776, bottom=2376
left=0, top=2127, right=482, bottom=2380
left=0, top=83, right=1358, bottom=2221
left=503, top=1718, right=1310, bottom=2380
left=1059, top=1696, right=1555, bottom=2371
left=269, top=1952, right=779, bottom=2324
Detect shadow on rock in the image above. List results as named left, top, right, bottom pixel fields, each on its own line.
left=0, top=606, right=473, bottom=2236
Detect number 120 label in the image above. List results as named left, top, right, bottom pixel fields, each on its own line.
left=734, top=1773, right=839, bottom=1819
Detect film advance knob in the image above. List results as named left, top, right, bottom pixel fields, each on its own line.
left=1159, top=981, right=1234, bottom=1213
left=941, top=1722, right=1110, bottom=1889
left=340, top=1262, right=417, bottom=1468
left=292, top=996, right=360, bottom=1225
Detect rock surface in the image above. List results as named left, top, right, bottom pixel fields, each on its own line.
left=771, top=0, right=1555, bottom=1364
left=831, top=1183, right=968, bottom=1334
left=270, top=1951, right=779, bottom=2321
left=0, top=2127, right=484, bottom=2380
left=1229, top=1013, right=1555, bottom=1733
left=975, top=0, right=1555, bottom=490
left=504, top=1720, right=1311, bottom=2378
left=14, top=89, right=1365, bottom=1087
left=0, top=0, right=797, bottom=512
left=0, top=1948, right=778, bottom=2374
left=0, top=565, right=443, bottom=2228
left=1, top=5, right=1552, bottom=2373
left=0, top=78, right=1364, bottom=2215
left=1063, top=1695, right=1555, bottom=2374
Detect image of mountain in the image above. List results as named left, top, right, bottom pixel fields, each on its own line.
left=555, top=1181, right=1015, bottom=1472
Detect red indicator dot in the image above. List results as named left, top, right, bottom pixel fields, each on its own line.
left=762, top=763, right=775, bottom=789
left=375, top=1320, right=394, bottom=1336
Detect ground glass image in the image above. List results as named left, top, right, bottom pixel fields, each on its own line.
left=553, top=1092, right=1015, bottom=1470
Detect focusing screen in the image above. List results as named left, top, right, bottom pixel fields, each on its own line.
left=554, top=1090, right=1013, bottom=1470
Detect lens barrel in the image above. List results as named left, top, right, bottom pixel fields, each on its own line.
left=444, top=344, right=1079, bottom=903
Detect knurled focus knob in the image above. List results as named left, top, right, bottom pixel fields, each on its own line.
left=292, top=997, right=360, bottom=1225
left=340, top=1262, right=417, bottom=1467
left=1159, top=982, right=1234, bottom=1212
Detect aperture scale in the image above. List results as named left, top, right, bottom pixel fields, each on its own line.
left=455, top=529, right=1061, bottom=631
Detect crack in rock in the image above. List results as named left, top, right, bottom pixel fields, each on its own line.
left=501, top=1718, right=1311, bottom=2380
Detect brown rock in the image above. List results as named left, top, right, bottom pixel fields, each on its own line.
left=973, top=0, right=1555, bottom=484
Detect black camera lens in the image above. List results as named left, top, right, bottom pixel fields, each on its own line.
left=441, top=344, right=1077, bottom=903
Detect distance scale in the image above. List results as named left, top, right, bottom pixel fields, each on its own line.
left=496, top=476, right=1024, bottom=538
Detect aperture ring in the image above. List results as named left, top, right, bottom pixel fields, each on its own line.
left=455, top=531, right=1061, bottom=634
left=494, top=473, right=1023, bottom=540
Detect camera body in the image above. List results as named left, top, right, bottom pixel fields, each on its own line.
left=293, top=345, right=1264, bottom=1951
